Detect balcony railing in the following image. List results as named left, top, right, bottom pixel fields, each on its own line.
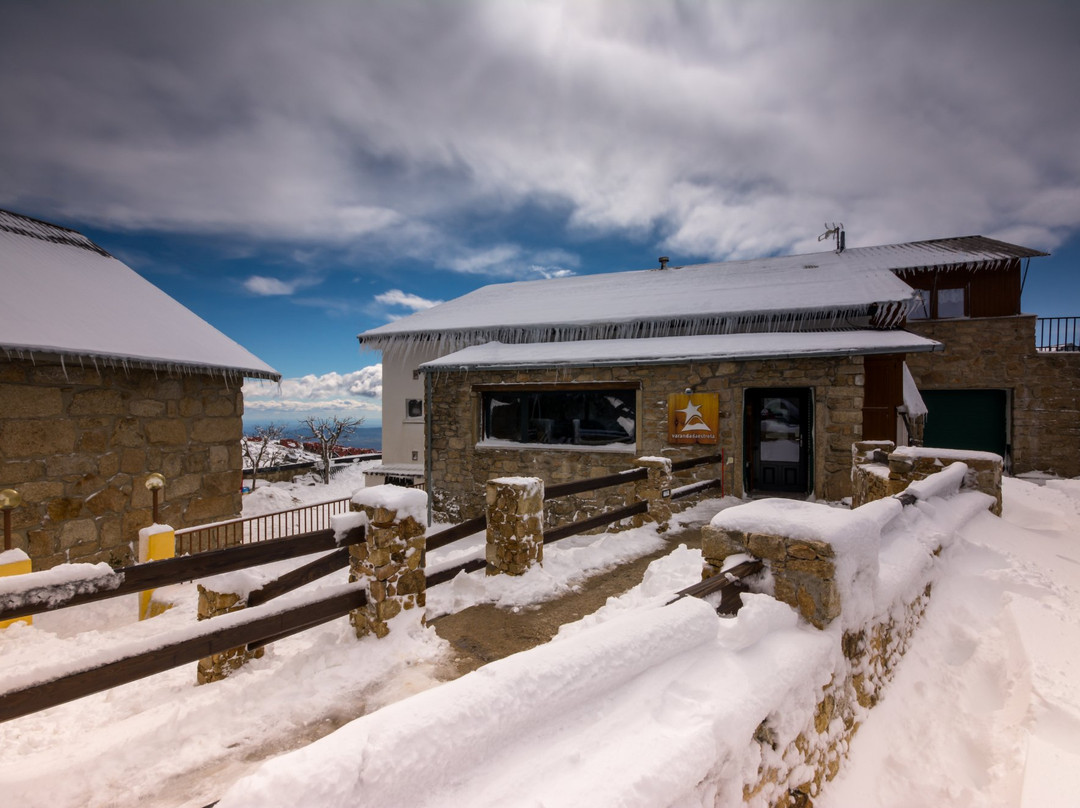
left=175, top=497, right=352, bottom=555
left=1036, top=317, right=1080, bottom=352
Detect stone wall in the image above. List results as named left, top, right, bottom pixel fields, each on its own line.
left=743, top=587, right=931, bottom=806
left=0, top=359, right=244, bottom=569
left=427, top=355, right=864, bottom=522
left=701, top=506, right=935, bottom=805
left=905, top=315, right=1080, bottom=477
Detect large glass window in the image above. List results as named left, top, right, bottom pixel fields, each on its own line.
left=936, top=287, right=966, bottom=318
left=482, top=388, right=637, bottom=446
left=908, top=289, right=931, bottom=320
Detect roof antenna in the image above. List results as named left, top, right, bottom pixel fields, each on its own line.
left=658, top=256, right=670, bottom=270
left=818, top=223, right=845, bottom=254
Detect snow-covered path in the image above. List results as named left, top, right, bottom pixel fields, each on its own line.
left=1, top=470, right=1078, bottom=806
left=819, top=476, right=1080, bottom=807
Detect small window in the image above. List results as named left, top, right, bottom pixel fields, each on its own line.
left=406, top=398, right=424, bottom=419
left=482, top=388, right=636, bottom=446
left=936, top=287, right=966, bottom=319
left=908, top=289, right=930, bottom=320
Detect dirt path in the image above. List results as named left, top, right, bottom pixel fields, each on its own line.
left=429, top=525, right=703, bottom=676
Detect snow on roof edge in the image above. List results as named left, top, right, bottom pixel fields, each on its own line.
left=358, top=304, right=910, bottom=353
left=421, top=331, right=943, bottom=372
left=0, top=345, right=281, bottom=381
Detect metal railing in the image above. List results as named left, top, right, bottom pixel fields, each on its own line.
left=1036, top=317, right=1080, bottom=352
left=175, top=497, right=352, bottom=555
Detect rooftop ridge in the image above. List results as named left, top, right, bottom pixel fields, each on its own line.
left=0, top=208, right=111, bottom=257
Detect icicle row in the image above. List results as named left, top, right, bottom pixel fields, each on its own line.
left=366, top=305, right=892, bottom=356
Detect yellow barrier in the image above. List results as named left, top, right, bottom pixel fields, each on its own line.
left=138, top=524, right=176, bottom=620
left=0, top=549, right=32, bottom=629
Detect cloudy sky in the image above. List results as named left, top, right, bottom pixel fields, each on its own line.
left=3, top=0, right=1078, bottom=427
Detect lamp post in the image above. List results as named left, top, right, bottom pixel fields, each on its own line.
left=0, top=489, right=21, bottom=552
left=145, top=474, right=165, bottom=524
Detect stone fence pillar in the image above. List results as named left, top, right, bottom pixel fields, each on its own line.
left=631, top=457, right=674, bottom=531
left=887, top=448, right=1003, bottom=515
left=702, top=526, right=839, bottom=629
left=349, top=489, right=428, bottom=639
left=486, top=477, right=544, bottom=576
left=196, top=585, right=263, bottom=684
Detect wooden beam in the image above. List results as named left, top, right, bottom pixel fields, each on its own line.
left=246, top=548, right=351, bottom=608
left=0, top=526, right=365, bottom=623
left=0, top=587, right=367, bottom=724
left=425, top=557, right=486, bottom=588
left=544, top=467, right=647, bottom=500
left=670, top=452, right=724, bottom=473
left=670, top=477, right=723, bottom=501
left=426, top=515, right=487, bottom=551
left=544, top=500, right=648, bottom=544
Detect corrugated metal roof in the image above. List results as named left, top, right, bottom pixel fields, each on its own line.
left=0, top=209, right=111, bottom=257
left=0, top=209, right=280, bottom=380
left=422, top=331, right=943, bottom=371
left=359, top=234, right=1046, bottom=348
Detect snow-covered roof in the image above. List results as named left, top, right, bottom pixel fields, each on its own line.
left=421, top=331, right=942, bottom=371
left=359, top=236, right=1045, bottom=351
left=0, top=209, right=280, bottom=380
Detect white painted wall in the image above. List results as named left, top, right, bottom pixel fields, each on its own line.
left=379, top=343, right=445, bottom=466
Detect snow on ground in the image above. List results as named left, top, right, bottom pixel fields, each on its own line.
left=819, top=476, right=1080, bottom=808
left=1, top=473, right=1079, bottom=807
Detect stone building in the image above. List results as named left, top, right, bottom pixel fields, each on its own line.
left=0, top=209, right=279, bottom=568
left=359, top=234, right=1076, bottom=522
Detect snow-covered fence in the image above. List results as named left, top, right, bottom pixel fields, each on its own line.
left=175, top=497, right=352, bottom=555
left=425, top=452, right=723, bottom=585
left=696, top=460, right=990, bottom=803
left=0, top=523, right=369, bottom=722
left=851, top=440, right=1003, bottom=514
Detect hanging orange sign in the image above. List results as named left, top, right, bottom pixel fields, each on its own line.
left=668, top=393, right=719, bottom=444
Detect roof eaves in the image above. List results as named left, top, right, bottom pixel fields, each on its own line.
left=0, top=345, right=281, bottom=382
left=421, top=339, right=943, bottom=373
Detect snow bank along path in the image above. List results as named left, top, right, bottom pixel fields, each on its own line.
left=216, top=475, right=992, bottom=807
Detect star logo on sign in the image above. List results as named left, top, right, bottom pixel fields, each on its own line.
left=677, top=399, right=711, bottom=432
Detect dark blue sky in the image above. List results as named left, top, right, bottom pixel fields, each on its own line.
left=3, top=1, right=1078, bottom=425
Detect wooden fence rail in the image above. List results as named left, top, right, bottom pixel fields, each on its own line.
left=0, top=586, right=367, bottom=724
left=0, top=526, right=364, bottom=624
left=423, top=451, right=724, bottom=585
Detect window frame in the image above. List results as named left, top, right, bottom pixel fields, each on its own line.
left=475, top=382, right=641, bottom=452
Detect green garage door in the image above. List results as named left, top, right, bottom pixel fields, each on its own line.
left=921, top=390, right=1008, bottom=457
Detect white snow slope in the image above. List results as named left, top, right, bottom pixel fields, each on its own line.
left=1, top=470, right=1078, bottom=807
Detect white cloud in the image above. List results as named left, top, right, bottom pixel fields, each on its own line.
left=244, top=274, right=323, bottom=296
left=245, top=365, right=383, bottom=403
left=3, top=0, right=1079, bottom=265
left=375, top=289, right=442, bottom=311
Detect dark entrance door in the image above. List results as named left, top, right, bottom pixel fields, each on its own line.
left=921, top=389, right=1008, bottom=458
left=746, top=388, right=811, bottom=494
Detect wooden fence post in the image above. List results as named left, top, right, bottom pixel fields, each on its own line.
left=348, top=487, right=429, bottom=639
left=485, top=477, right=544, bottom=576
left=631, top=457, right=674, bottom=532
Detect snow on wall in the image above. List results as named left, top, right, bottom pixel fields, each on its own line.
left=350, top=485, right=428, bottom=523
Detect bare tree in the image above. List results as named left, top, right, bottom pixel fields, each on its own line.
left=242, top=422, right=285, bottom=491
left=301, top=416, right=365, bottom=484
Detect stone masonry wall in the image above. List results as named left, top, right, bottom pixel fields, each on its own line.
left=0, top=359, right=244, bottom=569
left=427, top=355, right=864, bottom=522
left=742, top=587, right=932, bottom=806
left=905, top=315, right=1080, bottom=477
left=701, top=517, right=934, bottom=805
